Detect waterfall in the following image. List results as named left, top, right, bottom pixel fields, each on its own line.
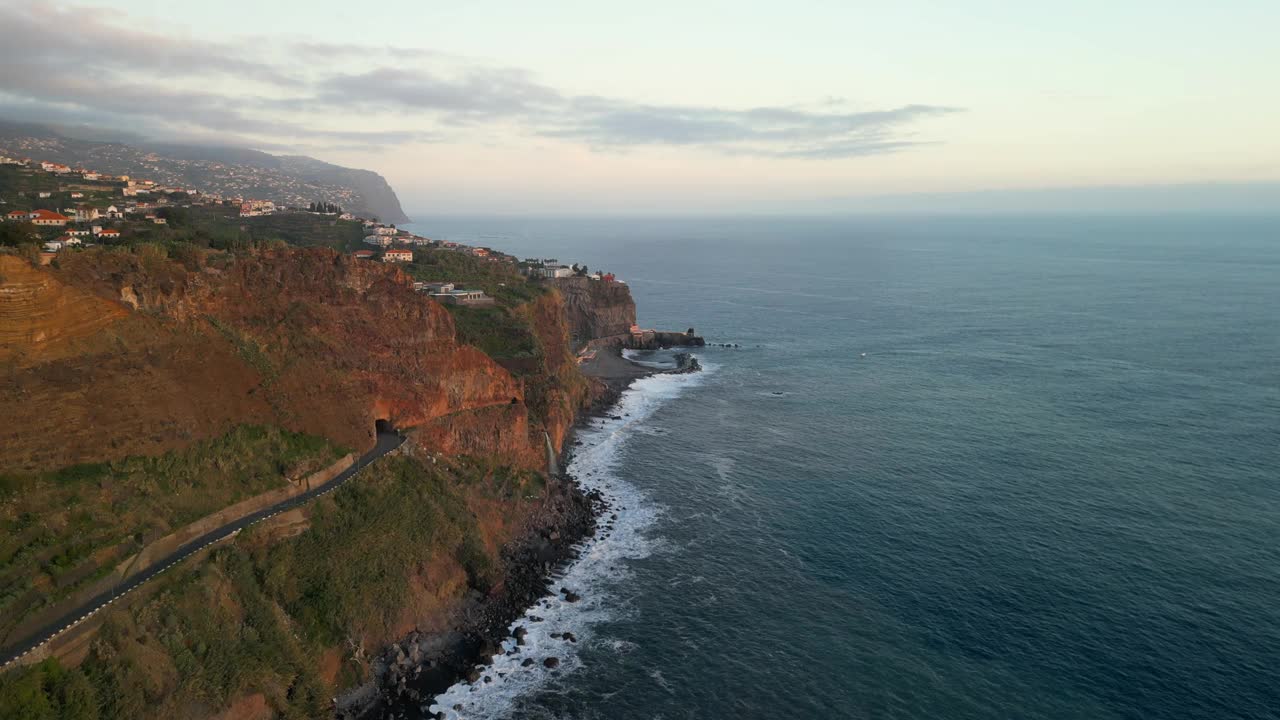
left=544, top=432, right=559, bottom=476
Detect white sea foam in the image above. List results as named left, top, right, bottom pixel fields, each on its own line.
left=620, top=348, right=680, bottom=369
left=426, top=364, right=710, bottom=719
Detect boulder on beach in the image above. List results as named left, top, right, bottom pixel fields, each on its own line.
left=543, top=657, right=560, bottom=669
left=522, top=658, right=535, bottom=667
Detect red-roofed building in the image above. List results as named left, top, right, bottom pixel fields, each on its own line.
left=383, top=249, right=413, bottom=263
left=5, top=210, right=31, bottom=222
left=353, top=250, right=375, bottom=259
left=98, top=228, right=121, bottom=239
left=30, top=210, right=70, bottom=227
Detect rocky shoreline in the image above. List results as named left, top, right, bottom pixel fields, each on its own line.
left=359, top=473, right=601, bottom=720
left=345, top=350, right=695, bottom=720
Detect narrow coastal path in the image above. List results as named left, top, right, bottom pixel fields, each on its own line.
left=0, top=428, right=406, bottom=671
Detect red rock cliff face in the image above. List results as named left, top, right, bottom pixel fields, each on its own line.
left=0, top=248, right=547, bottom=472
left=551, top=276, right=637, bottom=346
left=524, top=289, right=594, bottom=451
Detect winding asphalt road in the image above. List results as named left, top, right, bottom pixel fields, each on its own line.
left=0, top=428, right=405, bottom=670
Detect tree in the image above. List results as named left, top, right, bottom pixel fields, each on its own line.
left=0, top=221, right=38, bottom=247
left=0, top=668, right=53, bottom=720
left=53, top=671, right=98, bottom=720
left=158, top=206, right=190, bottom=228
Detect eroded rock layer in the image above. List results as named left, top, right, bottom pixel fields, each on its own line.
left=0, top=248, right=582, bottom=473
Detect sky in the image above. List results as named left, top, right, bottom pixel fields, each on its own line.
left=1, top=1, right=1277, bottom=213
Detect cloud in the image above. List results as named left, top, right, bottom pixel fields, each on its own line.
left=0, top=5, right=293, bottom=84
left=540, top=100, right=958, bottom=158
left=0, top=3, right=960, bottom=159
left=317, top=66, right=561, bottom=117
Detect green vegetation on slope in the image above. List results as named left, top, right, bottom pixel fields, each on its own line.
left=0, top=454, right=542, bottom=720
left=0, top=658, right=97, bottom=720
left=0, top=165, right=63, bottom=199
left=0, top=426, right=344, bottom=644
left=0, top=192, right=358, bottom=252
left=393, top=247, right=553, bottom=364
left=238, top=214, right=364, bottom=250
left=447, top=305, right=541, bottom=361
left=403, top=247, right=547, bottom=307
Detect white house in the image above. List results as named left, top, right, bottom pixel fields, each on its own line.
left=383, top=249, right=413, bottom=262
left=430, top=289, right=492, bottom=306
left=104, top=205, right=122, bottom=219
left=30, top=210, right=70, bottom=227
left=238, top=199, right=275, bottom=217
left=532, top=265, right=574, bottom=279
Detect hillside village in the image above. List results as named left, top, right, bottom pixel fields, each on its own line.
left=0, top=153, right=625, bottom=309
left=0, top=129, right=404, bottom=221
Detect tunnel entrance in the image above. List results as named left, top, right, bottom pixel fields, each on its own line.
left=375, top=418, right=394, bottom=435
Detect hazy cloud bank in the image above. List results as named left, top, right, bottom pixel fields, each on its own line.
left=0, top=4, right=959, bottom=158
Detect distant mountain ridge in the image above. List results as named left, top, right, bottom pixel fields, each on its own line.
left=0, top=120, right=410, bottom=223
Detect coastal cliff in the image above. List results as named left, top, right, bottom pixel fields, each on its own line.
left=0, top=245, right=619, bottom=719
left=0, top=121, right=412, bottom=224
left=0, top=248, right=528, bottom=472
left=551, top=276, right=637, bottom=346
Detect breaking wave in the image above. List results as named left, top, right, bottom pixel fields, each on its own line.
left=426, top=363, right=710, bottom=719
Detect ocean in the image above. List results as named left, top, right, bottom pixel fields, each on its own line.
left=402, top=215, right=1280, bottom=720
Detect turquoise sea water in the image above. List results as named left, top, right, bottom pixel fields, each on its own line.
left=405, top=215, right=1280, bottom=720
